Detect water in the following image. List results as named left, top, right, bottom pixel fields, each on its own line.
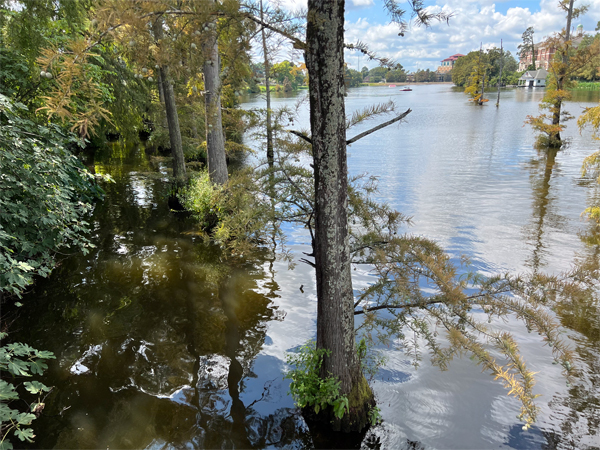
left=11, top=85, right=600, bottom=449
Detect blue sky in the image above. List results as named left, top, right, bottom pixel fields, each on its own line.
left=274, top=0, right=600, bottom=72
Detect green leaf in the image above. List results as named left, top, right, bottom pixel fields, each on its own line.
left=0, top=439, right=14, bottom=450
left=23, top=381, right=50, bottom=394
left=7, top=359, right=30, bottom=377
left=15, top=412, right=36, bottom=425
left=14, top=427, right=35, bottom=442
left=0, top=380, right=19, bottom=401
left=27, top=359, right=48, bottom=375
left=0, top=402, right=18, bottom=421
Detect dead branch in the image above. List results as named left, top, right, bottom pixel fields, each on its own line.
left=346, top=109, right=412, bottom=145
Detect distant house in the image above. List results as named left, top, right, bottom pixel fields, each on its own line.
left=437, top=54, right=465, bottom=74
left=518, top=68, right=549, bottom=87
left=518, top=25, right=586, bottom=71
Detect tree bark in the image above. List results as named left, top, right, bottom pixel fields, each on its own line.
left=551, top=0, right=575, bottom=146
left=153, top=19, right=186, bottom=183
left=160, top=66, right=187, bottom=182
left=260, top=0, right=274, bottom=166
left=305, top=0, right=373, bottom=432
left=203, top=0, right=228, bottom=185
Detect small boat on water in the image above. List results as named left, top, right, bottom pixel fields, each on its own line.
left=400, top=86, right=412, bottom=91
left=389, top=84, right=396, bottom=88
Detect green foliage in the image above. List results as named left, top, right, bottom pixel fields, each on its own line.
left=0, top=332, right=55, bottom=450
left=345, top=68, right=363, bottom=88
left=572, top=81, right=600, bottom=90
left=178, top=169, right=272, bottom=256
left=464, top=50, right=490, bottom=104
left=284, top=341, right=349, bottom=419
left=453, top=48, right=519, bottom=87
left=386, top=68, right=407, bottom=83
left=270, top=60, right=306, bottom=89
left=0, top=94, right=103, bottom=296
left=414, top=68, right=437, bottom=83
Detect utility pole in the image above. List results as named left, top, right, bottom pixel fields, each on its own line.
left=496, top=39, right=503, bottom=107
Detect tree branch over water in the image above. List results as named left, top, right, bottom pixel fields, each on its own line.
left=346, top=109, right=412, bottom=145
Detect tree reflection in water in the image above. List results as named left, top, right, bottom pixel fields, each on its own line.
left=13, top=143, right=317, bottom=449
left=523, top=145, right=600, bottom=449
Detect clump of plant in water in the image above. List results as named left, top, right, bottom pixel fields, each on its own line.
left=284, top=341, right=350, bottom=420
left=285, top=339, right=384, bottom=426
left=177, top=169, right=277, bottom=257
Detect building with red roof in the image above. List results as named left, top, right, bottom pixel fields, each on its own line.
left=437, top=54, right=465, bottom=74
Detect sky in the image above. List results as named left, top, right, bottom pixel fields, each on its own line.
left=268, top=0, right=600, bottom=72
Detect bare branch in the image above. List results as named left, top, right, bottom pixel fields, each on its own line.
left=287, top=129, right=312, bottom=144
left=346, top=109, right=411, bottom=145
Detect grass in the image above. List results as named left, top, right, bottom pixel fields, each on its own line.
left=571, top=81, right=600, bottom=91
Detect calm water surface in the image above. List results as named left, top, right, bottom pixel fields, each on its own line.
left=12, top=85, right=600, bottom=449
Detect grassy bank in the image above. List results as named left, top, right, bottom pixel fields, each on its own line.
left=571, top=81, right=600, bottom=90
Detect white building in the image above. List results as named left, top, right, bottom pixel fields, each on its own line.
left=518, top=68, right=549, bottom=88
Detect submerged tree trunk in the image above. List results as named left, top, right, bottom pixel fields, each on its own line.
left=496, top=39, right=503, bottom=107
left=305, top=0, right=374, bottom=432
left=153, top=19, right=186, bottom=183
left=203, top=0, right=228, bottom=185
left=260, top=0, right=273, bottom=166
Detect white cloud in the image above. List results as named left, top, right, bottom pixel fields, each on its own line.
left=350, top=0, right=374, bottom=7
left=258, top=0, right=600, bottom=73
left=344, top=0, right=600, bottom=72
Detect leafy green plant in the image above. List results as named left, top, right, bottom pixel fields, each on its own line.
left=284, top=341, right=349, bottom=419
left=0, top=332, right=55, bottom=450
left=0, top=94, right=104, bottom=296
left=367, top=405, right=382, bottom=426
left=178, top=170, right=223, bottom=230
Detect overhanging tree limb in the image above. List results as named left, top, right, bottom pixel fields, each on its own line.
left=346, top=109, right=412, bottom=145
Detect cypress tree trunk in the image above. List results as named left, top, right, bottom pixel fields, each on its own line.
left=305, top=0, right=374, bottom=432
left=496, top=39, right=503, bottom=107
left=260, top=0, right=273, bottom=166
left=203, top=0, right=228, bottom=185
left=159, top=66, right=186, bottom=182
left=153, top=19, right=186, bottom=183
left=550, top=0, right=574, bottom=146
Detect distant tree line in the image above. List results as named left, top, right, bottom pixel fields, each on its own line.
left=452, top=47, right=520, bottom=87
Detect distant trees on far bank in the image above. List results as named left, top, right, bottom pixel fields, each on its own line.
left=452, top=48, right=520, bottom=87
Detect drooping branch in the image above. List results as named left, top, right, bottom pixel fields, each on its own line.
left=346, top=109, right=412, bottom=145
left=287, top=129, right=312, bottom=144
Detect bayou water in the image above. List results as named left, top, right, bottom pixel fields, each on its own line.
left=11, top=85, right=600, bottom=449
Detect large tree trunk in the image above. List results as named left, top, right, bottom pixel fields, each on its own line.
left=203, top=0, right=228, bottom=185
left=260, top=0, right=273, bottom=166
left=153, top=19, right=186, bottom=183
left=305, top=0, right=374, bottom=432
left=550, top=0, right=574, bottom=146
left=160, top=65, right=187, bottom=182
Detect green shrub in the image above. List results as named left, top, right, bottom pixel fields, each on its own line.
left=178, top=169, right=272, bottom=255
left=0, top=94, right=104, bottom=296
left=178, top=170, right=222, bottom=229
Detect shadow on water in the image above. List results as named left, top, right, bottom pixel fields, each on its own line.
left=10, top=142, right=327, bottom=449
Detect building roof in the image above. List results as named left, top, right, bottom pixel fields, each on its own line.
left=441, top=54, right=465, bottom=62
left=519, top=68, right=549, bottom=80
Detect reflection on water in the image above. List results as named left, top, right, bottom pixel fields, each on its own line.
left=12, top=86, right=600, bottom=449
left=15, top=143, right=313, bottom=449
